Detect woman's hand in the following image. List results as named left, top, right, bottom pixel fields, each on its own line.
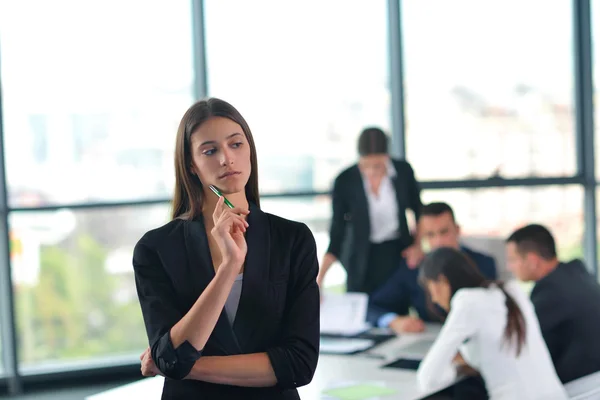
left=211, top=196, right=249, bottom=268
left=316, top=253, right=336, bottom=288
left=389, top=316, right=426, bottom=334
left=140, top=347, right=162, bottom=377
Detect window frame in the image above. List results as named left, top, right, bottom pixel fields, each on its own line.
left=0, top=0, right=596, bottom=393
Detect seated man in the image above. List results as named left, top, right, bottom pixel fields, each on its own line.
left=367, top=202, right=497, bottom=333
left=506, top=224, right=600, bottom=383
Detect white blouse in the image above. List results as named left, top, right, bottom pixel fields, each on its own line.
left=417, top=281, right=568, bottom=400
left=361, top=159, right=399, bottom=244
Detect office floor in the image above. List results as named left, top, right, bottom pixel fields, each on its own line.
left=0, top=381, right=136, bottom=400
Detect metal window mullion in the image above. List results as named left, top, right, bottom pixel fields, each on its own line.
left=191, top=0, right=208, bottom=99
left=573, top=0, right=597, bottom=276
left=388, top=0, right=406, bottom=159
left=0, top=40, right=22, bottom=394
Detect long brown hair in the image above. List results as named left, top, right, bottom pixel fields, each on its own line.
left=419, top=247, right=527, bottom=356
left=171, top=98, right=260, bottom=220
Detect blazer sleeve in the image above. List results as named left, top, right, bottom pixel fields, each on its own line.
left=367, top=266, right=409, bottom=325
left=530, top=285, right=566, bottom=361
left=266, top=224, right=320, bottom=389
left=484, top=256, right=498, bottom=280
left=405, top=161, right=423, bottom=221
left=326, top=174, right=348, bottom=259
left=133, top=238, right=202, bottom=380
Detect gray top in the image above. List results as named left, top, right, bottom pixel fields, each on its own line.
left=224, top=273, right=244, bottom=326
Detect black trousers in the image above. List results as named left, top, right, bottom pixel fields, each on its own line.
left=363, top=238, right=407, bottom=295
left=452, top=376, right=488, bottom=400
left=423, top=376, right=488, bottom=400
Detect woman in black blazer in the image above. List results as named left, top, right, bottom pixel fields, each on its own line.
left=317, top=128, right=423, bottom=294
left=134, top=98, right=319, bottom=399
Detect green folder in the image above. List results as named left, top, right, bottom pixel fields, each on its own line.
left=323, top=383, right=397, bottom=400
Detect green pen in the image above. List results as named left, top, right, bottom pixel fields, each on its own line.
left=208, top=185, right=235, bottom=209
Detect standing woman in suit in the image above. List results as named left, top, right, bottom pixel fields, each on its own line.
left=134, top=98, right=319, bottom=399
left=317, top=127, right=423, bottom=294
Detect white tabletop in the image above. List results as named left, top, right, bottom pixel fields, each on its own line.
left=301, top=325, right=446, bottom=399
left=87, top=325, right=445, bottom=400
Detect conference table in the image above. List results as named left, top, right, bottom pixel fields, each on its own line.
left=87, top=324, right=445, bottom=400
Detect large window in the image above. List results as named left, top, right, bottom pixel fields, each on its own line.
left=0, top=0, right=194, bottom=372
left=0, top=0, right=194, bottom=207
left=11, top=204, right=170, bottom=371
left=204, top=0, right=390, bottom=194
left=402, top=0, right=575, bottom=181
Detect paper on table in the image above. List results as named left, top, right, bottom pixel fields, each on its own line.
left=323, top=383, right=397, bottom=400
left=320, top=292, right=371, bottom=336
left=320, top=338, right=374, bottom=354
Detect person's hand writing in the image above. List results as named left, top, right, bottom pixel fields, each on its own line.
left=389, top=316, right=425, bottom=334
left=402, top=244, right=424, bottom=269
left=140, top=347, right=162, bottom=377
left=211, top=196, right=249, bottom=269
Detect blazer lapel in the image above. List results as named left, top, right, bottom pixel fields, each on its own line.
left=184, top=219, right=241, bottom=355
left=352, top=166, right=370, bottom=234
left=390, top=162, right=410, bottom=238
left=392, top=174, right=405, bottom=222
left=183, top=219, right=214, bottom=291
left=232, top=203, right=270, bottom=351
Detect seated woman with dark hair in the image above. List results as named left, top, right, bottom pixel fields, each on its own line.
left=416, top=248, right=567, bottom=400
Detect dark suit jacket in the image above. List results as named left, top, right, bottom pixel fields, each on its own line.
left=327, top=159, right=422, bottom=292
left=367, top=246, right=497, bottom=325
left=133, top=204, right=320, bottom=399
left=531, top=259, right=600, bottom=383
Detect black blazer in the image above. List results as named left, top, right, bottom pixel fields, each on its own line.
left=133, top=203, right=320, bottom=400
left=531, top=259, right=600, bottom=383
left=327, top=159, right=422, bottom=292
